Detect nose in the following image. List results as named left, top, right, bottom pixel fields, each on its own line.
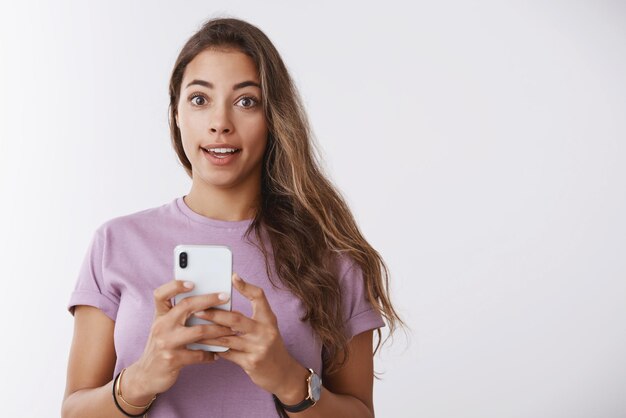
left=208, top=103, right=233, bottom=134
left=210, top=124, right=230, bottom=134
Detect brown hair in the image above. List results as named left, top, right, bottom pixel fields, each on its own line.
left=168, top=16, right=405, bottom=375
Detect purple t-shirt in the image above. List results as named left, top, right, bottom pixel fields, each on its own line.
left=67, top=195, right=385, bottom=417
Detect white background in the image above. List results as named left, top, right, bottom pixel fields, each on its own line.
left=1, top=1, right=625, bottom=417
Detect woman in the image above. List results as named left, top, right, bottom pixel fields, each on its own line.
left=62, top=17, right=403, bottom=418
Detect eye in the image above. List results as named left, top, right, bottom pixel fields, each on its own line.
left=189, top=92, right=206, bottom=106
left=236, top=95, right=260, bottom=109
left=187, top=93, right=260, bottom=109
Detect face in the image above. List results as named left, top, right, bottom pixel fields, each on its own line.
left=176, top=48, right=268, bottom=191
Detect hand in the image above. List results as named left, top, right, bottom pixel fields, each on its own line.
left=130, top=279, right=237, bottom=396
left=193, top=273, right=308, bottom=399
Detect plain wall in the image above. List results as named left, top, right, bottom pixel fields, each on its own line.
left=1, top=0, right=625, bottom=416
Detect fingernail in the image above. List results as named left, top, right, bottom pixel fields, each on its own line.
left=234, top=273, right=242, bottom=282
left=218, top=292, right=230, bottom=301
left=194, top=311, right=204, bottom=317
left=183, top=281, right=194, bottom=289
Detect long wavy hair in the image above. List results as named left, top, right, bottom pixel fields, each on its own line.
left=168, top=16, right=405, bottom=375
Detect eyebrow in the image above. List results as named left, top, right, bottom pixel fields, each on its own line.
left=184, top=79, right=261, bottom=91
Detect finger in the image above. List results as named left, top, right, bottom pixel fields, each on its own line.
left=215, top=349, right=246, bottom=366
left=153, top=280, right=195, bottom=316
left=199, top=335, right=248, bottom=352
left=197, top=309, right=255, bottom=334
left=170, top=292, right=230, bottom=325
left=174, top=324, right=236, bottom=347
left=232, top=273, right=276, bottom=324
left=176, top=348, right=216, bottom=367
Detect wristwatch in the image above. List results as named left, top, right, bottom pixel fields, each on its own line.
left=274, top=368, right=322, bottom=412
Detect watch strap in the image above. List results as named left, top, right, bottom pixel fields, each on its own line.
left=273, top=368, right=318, bottom=413
left=273, top=393, right=315, bottom=413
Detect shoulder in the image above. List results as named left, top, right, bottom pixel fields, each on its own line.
left=333, top=251, right=360, bottom=275
left=330, top=252, right=364, bottom=287
left=330, top=251, right=385, bottom=334
left=94, top=201, right=172, bottom=240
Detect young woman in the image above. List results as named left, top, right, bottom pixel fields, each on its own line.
left=62, top=17, right=403, bottom=418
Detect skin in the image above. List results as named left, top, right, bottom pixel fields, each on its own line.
left=62, top=49, right=376, bottom=418
left=176, top=47, right=268, bottom=222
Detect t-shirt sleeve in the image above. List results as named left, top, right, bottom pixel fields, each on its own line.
left=339, top=260, right=386, bottom=340
left=67, top=225, right=120, bottom=322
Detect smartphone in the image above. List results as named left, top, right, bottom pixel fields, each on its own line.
left=173, top=244, right=232, bottom=352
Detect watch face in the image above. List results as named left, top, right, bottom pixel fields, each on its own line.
left=310, top=372, right=322, bottom=402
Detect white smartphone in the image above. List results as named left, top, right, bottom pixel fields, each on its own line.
left=173, top=244, right=232, bottom=352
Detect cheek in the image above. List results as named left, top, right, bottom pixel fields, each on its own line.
left=177, top=114, right=203, bottom=152
left=178, top=130, right=199, bottom=162
left=250, top=132, right=268, bottom=159
left=241, top=119, right=268, bottom=155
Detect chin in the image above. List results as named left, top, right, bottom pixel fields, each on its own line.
left=200, top=173, right=241, bottom=189
left=194, top=164, right=261, bottom=191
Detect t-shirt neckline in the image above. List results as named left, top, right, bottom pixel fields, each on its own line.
left=175, top=195, right=254, bottom=229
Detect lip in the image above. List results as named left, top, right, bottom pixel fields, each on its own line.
left=201, top=147, right=240, bottom=166
left=201, top=143, right=241, bottom=150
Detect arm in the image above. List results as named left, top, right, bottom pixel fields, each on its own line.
left=197, top=273, right=377, bottom=418
left=62, top=281, right=236, bottom=418
left=61, top=305, right=154, bottom=418
left=278, top=330, right=376, bottom=418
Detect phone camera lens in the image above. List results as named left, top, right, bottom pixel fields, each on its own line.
left=179, top=251, right=188, bottom=268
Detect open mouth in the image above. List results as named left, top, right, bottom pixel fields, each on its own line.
left=201, top=147, right=241, bottom=159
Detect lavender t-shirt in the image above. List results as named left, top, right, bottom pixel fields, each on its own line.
left=67, top=195, right=385, bottom=417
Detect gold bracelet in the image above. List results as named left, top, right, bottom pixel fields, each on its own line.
left=116, top=367, right=157, bottom=411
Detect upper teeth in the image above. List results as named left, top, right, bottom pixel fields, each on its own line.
left=206, top=148, right=237, bottom=153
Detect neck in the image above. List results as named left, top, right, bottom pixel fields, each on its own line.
left=184, top=179, right=260, bottom=222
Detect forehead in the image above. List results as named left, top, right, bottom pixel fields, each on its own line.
left=182, top=48, right=259, bottom=85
